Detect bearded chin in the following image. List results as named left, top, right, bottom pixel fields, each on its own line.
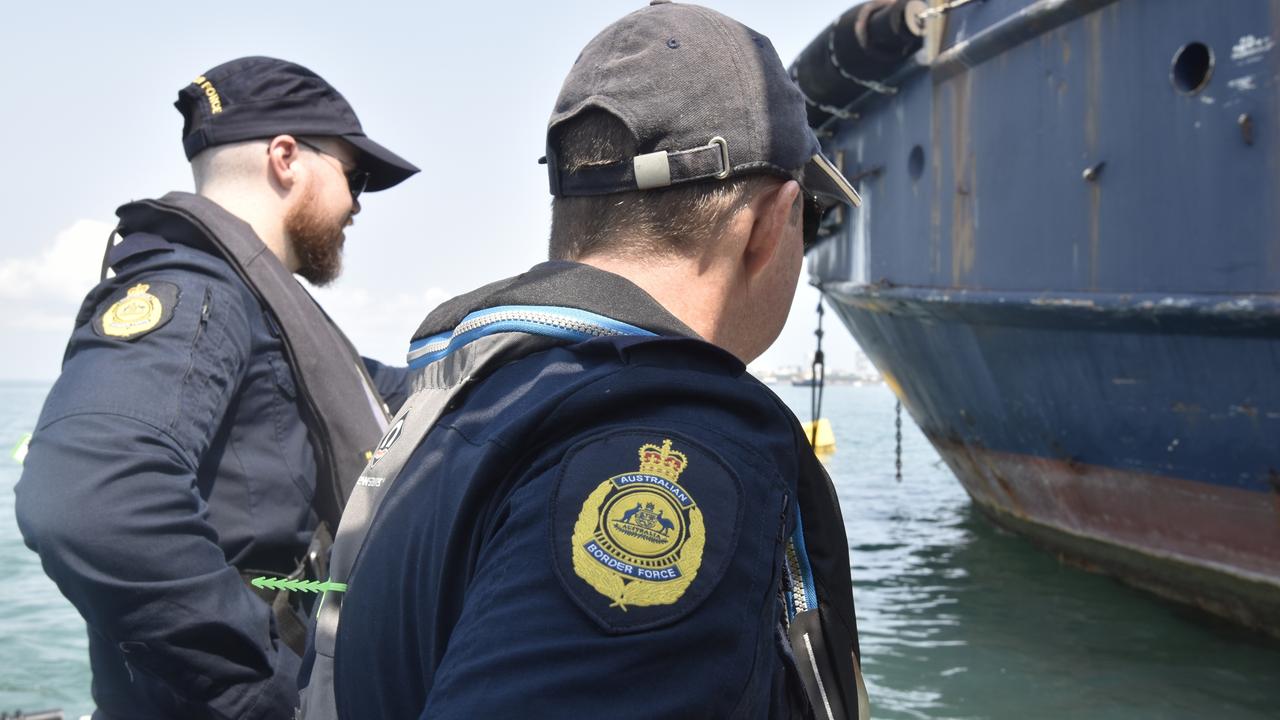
left=284, top=186, right=346, bottom=286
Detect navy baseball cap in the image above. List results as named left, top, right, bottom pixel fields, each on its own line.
left=545, top=1, right=860, bottom=211
left=176, top=56, right=419, bottom=192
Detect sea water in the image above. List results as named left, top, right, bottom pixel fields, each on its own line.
left=2, top=382, right=1278, bottom=718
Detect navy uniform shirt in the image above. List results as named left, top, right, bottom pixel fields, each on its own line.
left=14, top=235, right=411, bottom=719
left=334, top=336, right=810, bottom=718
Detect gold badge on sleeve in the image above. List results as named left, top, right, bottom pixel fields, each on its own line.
left=571, top=439, right=705, bottom=611
left=101, top=283, right=165, bottom=338
left=92, top=279, right=185, bottom=340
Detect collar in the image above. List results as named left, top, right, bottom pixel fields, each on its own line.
left=412, top=261, right=699, bottom=342
left=115, top=192, right=261, bottom=255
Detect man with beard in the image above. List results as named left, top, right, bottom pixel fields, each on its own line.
left=15, top=56, right=418, bottom=719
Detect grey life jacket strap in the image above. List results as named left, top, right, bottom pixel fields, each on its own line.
left=111, top=192, right=389, bottom=528
left=300, top=332, right=563, bottom=720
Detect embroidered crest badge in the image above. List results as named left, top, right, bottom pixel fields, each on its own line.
left=571, top=439, right=705, bottom=611
left=94, top=281, right=179, bottom=341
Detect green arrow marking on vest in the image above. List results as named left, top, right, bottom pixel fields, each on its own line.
left=250, top=576, right=347, bottom=594
left=11, top=433, right=31, bottom=465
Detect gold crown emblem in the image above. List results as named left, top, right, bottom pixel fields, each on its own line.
left=637, top=439, right=688, bottom=482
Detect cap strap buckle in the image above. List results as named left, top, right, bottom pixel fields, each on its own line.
left=708, top=136, right=731, bottom=180
left=632, top=136, right=731, bottom=190
left=633, top=150, right=673, bottom=190
left=553, top=137, right=732, bottom=196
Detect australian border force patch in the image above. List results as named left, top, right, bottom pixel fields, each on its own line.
left=553, top=431, right=742, bottom=633
left=93, top=281, right=179, bottom=340
left=573, top=439, right=704, bottom=607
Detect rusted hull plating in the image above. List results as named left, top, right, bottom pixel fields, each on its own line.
left=823, top=286, right=1280, bottom=633
left=940, top=440, right=1280, bottom=634
left=803, top=0, right=1280, bottom=631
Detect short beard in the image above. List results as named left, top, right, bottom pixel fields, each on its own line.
left=284, top=184, right=347, bottom=286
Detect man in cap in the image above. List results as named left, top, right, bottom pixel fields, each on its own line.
left=300, top=4, right=870, bottom=719
left=16, top=56, right=419, bottom=719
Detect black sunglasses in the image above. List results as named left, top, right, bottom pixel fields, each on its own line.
left=296, top=138, right=370, bottom=200
left=802, top=194, right=825, bottom=250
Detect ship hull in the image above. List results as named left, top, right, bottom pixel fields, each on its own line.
left=824, top=284, right=1280, bottom=633
left=802, top=0, right=1280, bottom=632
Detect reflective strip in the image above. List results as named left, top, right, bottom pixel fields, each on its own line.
left=803, top=632, right=836, bottom=720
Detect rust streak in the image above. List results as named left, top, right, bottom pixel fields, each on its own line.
left=1269, top=469, right=1280, bottom=519
left=1057, top=28, right=1070, bottom=108
left=1230, top=403, right=1260, bottom=419
left=950, top=72, right=976, bottom=286
left=992, top=471, right=1027, bottom=517
left=1085, top=11, right=1103, bottom=290
left=1271, top=0, right=1280, bottom=279
left=930, top=80, right=944, bottom=281
left=1171, top=402, right=1204, bottom=429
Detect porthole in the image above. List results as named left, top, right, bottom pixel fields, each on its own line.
left=1171, top=42, right=1213, bottom=95
left=908, top=145, right=925, bottom=180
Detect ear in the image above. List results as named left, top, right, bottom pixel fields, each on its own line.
left=742, top=179, right=801, bottom=279
left=266, top=135, right=303, bottom=191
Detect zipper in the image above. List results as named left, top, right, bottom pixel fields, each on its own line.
left=462, top=309, right=618, bottom=336
left=193, top=288, right=212, bottom=344
left=783, top=497, right=822, bottom=624
left=785, top=538, right=810, bottom=620
left=421, top=309, right=631, bottom=353
left=408, top=306, right=655, bottom=366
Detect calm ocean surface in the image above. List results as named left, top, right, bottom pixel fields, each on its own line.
left=2, top=381, right=1278, bottom=718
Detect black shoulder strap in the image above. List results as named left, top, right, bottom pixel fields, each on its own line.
left=112, top=192, right=388, bottom=528
left=784, top=418, right=870, bottom=720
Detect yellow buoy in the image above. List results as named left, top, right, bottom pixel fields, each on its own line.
left=801, top=418, right=836, bottom=455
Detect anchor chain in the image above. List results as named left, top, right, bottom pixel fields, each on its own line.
left=810, top=297, right=826, bottom=448
left=894, top=399, right=903, bottom=482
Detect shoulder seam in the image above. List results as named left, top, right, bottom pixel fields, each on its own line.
left=35, top=409, right=192, bottom=467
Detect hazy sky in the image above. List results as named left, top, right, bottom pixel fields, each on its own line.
left=0, top=0, right=867, bottom=381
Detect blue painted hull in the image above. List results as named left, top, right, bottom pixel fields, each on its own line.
left=803, top=0, right=1280, bottom=631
